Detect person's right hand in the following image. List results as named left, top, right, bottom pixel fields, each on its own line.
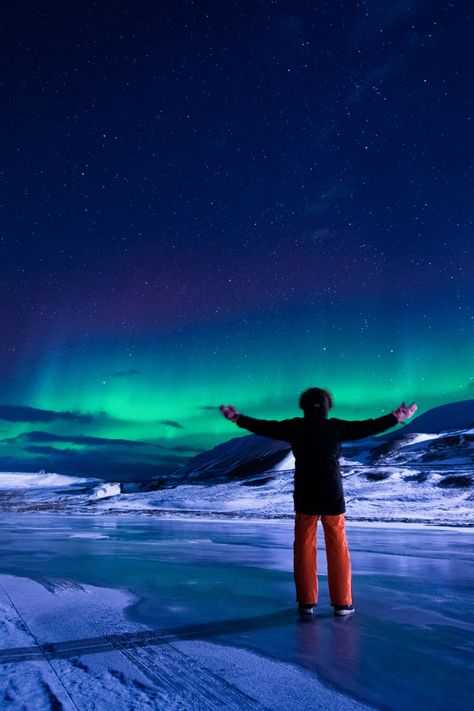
left=219, top=405, right=240, bottom=422
left=392, top=402, right=417, bottom=423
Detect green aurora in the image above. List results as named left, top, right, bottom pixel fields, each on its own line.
left=1, top=298, right=472, bottom=480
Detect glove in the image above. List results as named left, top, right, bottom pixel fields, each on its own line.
left=392, top=401, right=418, bottom=423
left=219, top=405, right=240, bottom=423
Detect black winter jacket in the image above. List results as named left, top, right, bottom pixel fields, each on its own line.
left=236, top=411, right=398, bottom=515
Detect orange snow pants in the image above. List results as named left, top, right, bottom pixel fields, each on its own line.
left=293, top=513, right=352, bottom=606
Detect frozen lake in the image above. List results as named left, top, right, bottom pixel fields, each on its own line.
left=0, top=514, right=472, bottom=710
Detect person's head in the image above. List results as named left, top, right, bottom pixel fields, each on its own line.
left=298, top=387, right=333, bottom=418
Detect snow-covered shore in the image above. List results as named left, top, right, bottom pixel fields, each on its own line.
left=0, top=573, right=375, bottom=710
left=0, top=465, right=472, bottom=527
left=1, top=402, right=472, bottom=526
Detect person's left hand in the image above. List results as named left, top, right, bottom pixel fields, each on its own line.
left=392, top=401, right=417, bottom=423
left=219, top=405, right=240, bottom=422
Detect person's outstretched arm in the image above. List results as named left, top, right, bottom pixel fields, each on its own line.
left=219, top=405, right=295, bottom=442
left=332, top=401, right=417, bottom=441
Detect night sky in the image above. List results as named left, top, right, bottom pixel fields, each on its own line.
left=1, top=1, right=473, bottom=480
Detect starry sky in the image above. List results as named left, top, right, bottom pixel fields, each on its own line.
left=1, top=1, right=473, bottom=480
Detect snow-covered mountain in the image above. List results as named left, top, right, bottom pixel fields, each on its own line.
left=386, top=399, right=474, bottom=435
left=153, top=399, right=474, bottom=487
left=137, top=434, right=292, bottom=488
left=0, top=400, right=472, bottom=526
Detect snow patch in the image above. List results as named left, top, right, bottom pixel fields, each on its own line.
left=399, top=432, right=442, bottom=446
left=91, top=482, right=122, bottom=499
left=0, top=471, right=91, bottom=489
left=273, top=451, right=295, bottom=470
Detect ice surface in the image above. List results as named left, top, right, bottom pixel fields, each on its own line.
left=0, top=514, right=472, bottom=710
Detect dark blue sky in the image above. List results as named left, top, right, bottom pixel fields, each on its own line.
left=1, top=1, right=473, bottom=478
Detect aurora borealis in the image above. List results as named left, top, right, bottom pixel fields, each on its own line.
left=1, top=1, right=473, bottom=480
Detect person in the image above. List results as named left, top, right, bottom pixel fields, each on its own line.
left=220, top=389, right=417, bottom=617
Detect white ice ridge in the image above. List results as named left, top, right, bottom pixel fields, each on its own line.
left=0, top=471, right=90, bottom=489
left=91, top=482, right=121, bottom=499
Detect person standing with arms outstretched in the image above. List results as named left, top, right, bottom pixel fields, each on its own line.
left=220, top=388, right=417, bottom=617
